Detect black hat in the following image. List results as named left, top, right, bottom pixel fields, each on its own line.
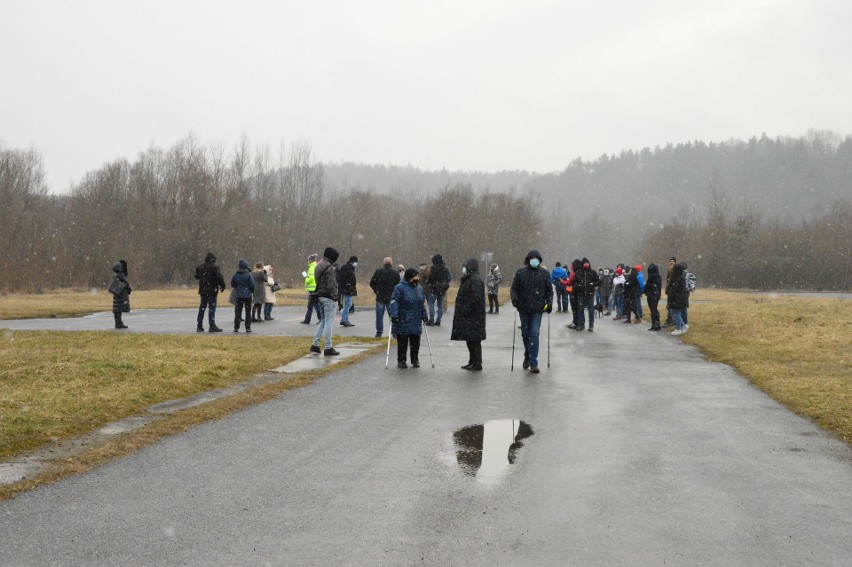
left=404, top=267, right=420, bottom=282
left=349, top=256, right=358, bottom=264
left=323, top=247, right=340, bottom=263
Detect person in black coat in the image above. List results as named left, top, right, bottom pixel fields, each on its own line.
left=369, top=257, right=401, bottom=338
left=194, top=252, right=226, bottom=332
left=338, top=256, right=358, bottom=327
left=622, top=265, right=639, bottom=323
left=426, top=254, right=452, bottom=326
left=666, top=261, right=690, bottom=335
left=573, top=258, right=600, bottom=332
left=451, top=258, right=487, bottom=371
left=644, top=263, right=663, bottom=330
left=510, top=250, right=553, bottom=374
left=110, top=260, right=131, bottom=329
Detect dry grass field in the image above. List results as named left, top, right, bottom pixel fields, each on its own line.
left=682, top=289, right=851, bottom=443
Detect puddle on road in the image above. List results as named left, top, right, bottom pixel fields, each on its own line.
left=453, top=420, right=533, bottom=485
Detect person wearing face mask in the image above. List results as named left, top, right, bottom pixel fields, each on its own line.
left=452, top=259, right=487, bottom=371
left=600, top=267, right=613, bottom=317
left=510, top=250, right=553, bottom=374
left=389, top=268, right=428, bottom=368
left=338, top=256, right=358, bottom=327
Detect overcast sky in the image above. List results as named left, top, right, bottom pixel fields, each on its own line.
left=2, top=0, right=851, bottom=192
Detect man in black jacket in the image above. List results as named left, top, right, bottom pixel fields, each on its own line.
left=194, top=252, right=226, bottom=332
left=426, top=254, right=452, bottom=326
left=338, top=256, right=358, bottom=327
left=510, top=250, right=553, bottom=374
left=574, top=258, right=601, bottom=332
left=370, top=257, right=401, bottom=338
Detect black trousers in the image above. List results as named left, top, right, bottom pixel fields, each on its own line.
left=466, top=340, right=482, bottom=366
left=488, top=293, right=499, bottom=313
left=648, top=298, right=660, bottom=328
left=397, top=334, right=421, bottom=363
left=234, top=299, right=252, bottom=330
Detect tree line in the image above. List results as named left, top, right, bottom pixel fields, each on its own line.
left=0, top=134, right=849, bottom=293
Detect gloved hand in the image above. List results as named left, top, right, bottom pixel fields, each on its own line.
left=391, top=317, right=399, bottom=324
left=543, top=303, right=552, bottom=314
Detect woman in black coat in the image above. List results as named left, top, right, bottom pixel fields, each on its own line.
left=110, top=260, right=131, bottom=329
left=644, top=263, right=663, bottom=331
left=451, top=258, right=486, bottom=371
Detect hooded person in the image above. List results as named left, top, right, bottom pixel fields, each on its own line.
left=426, top=254, right=452, bottom=325
left=622, top=264, right=639, bottom=323
left=389, top=267, right=428, bottom=368
left=338, top=255, right=359, bottom=327
left=486, top=263, right=503, bottom=314
left=110, top=260, right=131, bottom=329
left=573, top=257, right=601, bottom=332
left=452, top=259, right=487, bottom=370
left=666, top=261, right=690, bottom=335
left=310, top=247, right=341, bottom=355
left=230, top=259, right=256, bottom=332
left=634, top=264, right=645, bottom=321
left=644, top=263, right=663, bottom=330
left=194, top=252, right=226, bottom=332
left=510, top=250, right=553, bottom=374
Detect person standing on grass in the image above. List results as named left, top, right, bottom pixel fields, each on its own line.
left=251, top=262, right=267, bottom=323
left=452, top=259, right=487, bottom=371
left=338, top=256, right=358, bottom=327
left=486, top=263, right=503, bottom=314
left=389, top=267, right=428, bottom=369
left=426, top=254, right=452, bottom=326
left=644, top=263, right=663, bottom=331
left=664, top=256, right=676, bottom=328
left=666, top=261, right=690, bottom=335
left=110, top=260, right=131, bottom=329
left=194, top=252, right=226, bottom=332
left=369, top=257, right=401, bottom=338
left=231, top=259, right=255, bottom=333
left=310, top=247, right=341, bottom=356
left=510, top=250, right=553, bottom=374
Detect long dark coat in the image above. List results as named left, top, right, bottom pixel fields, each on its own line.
left=451, top=259, right=486, bottom=341
left=666, top=262, right=690, bottom=309
left=111, top=260, right=131, bottom=313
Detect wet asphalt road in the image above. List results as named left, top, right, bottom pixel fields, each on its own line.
left=2, top=306, right=851, bottom=565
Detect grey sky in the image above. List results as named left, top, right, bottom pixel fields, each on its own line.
left=2, top=0, right=851, bottom=192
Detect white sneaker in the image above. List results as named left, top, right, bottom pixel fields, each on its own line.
left=671, top=329, right=683, bottom=336
left=682, top=324, right=689, bottom=334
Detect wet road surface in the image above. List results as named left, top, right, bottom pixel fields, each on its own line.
left=2, top=307, right=851, bottom=565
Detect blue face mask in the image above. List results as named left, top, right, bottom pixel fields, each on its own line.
left=529, top=259, right=541, bottom=268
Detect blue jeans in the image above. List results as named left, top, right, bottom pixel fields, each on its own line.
left=313, top=297, right=335, bottom=348
left=577, top=295, right=595, bottom=327
left=341, top=295, right=353, bottom=323
left=671, top=308, right=686, bottom=331
left=263, top=303, right=273, bottom=319
left=614, top=295, right=624, bottom=317
left=375, top=301, right=390, bottom=335
left=304, top=293, right=321, bottom=323
left=554, top=286, right=564, bottom=312
left=197, top=294, right=218, bottom=326
left=636, top=296, right=643, bottom=319
left=427, top=294, right=445, bottom=323
left=518, top=311, right=543, bottom=368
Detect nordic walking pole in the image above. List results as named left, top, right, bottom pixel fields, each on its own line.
left=545, top=308, right=551, bottom=369
left=422, top=322, right=435, bottom=368
left=385, top=310, right=393, bottom=369
left=511, top=309, right=517, bottom=371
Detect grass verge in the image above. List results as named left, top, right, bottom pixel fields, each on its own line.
left=0, top=329, right=382, bottom=498
left=683, top=290, right=851, bottom=443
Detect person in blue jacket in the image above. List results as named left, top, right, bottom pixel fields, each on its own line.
left=635, top=264, right=646, bottom=322
left=389, top=268, right=428, bottom=368
left=231, top=259, right=256, bottom=333
left=549, top=262, right=568, bottom=313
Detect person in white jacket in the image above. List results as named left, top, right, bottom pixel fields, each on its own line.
left=263, top=265, right=277, bottom=321
left=611, top=267, right=626, bottom=320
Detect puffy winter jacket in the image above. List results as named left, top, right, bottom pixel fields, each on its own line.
left=230, top=260, right=256, bottom=300
left=427, top=255, right=452, bottom=295
left=314, top=257, right=339, bottom=301
left=451, top=259, right=486, bottom=341
left=644, top=263, right=662, bottom=301
left=573, top=267, right=600, bottom=298
left=510, top=250, right=553, bottom=314
left=338, top=261, right=358, bottom=296
left=389, top=281, right=427, bottom=336
left=195, top=253, right=226, bottom=296
left=666, top=262, right=690, bottom=309
left=370, top=265, right=400, bottom=304
left=111, top=260, right=131, bottom=313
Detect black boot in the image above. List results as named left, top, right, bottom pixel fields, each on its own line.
left=114, top=313, right=127, bottom=329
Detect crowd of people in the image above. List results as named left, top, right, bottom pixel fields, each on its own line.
left=108, top=248, right=693, bottom=371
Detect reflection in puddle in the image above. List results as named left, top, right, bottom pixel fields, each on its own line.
left=453, top=420, right=533, bottom=485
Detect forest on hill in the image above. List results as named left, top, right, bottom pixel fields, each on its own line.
left=1, top=131, right=849, bottom=293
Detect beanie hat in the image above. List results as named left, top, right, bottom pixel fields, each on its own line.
left=615, top=267, right=623, bottom=275
left=635, top=264, right=643, bottom=272
left=349, top=256, right=358, bottom=264
left=404, top=267, right=419, bottom=282
left=238, top=258, right=249, bottom=270
left=323, top=247, right=339, bottom=263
